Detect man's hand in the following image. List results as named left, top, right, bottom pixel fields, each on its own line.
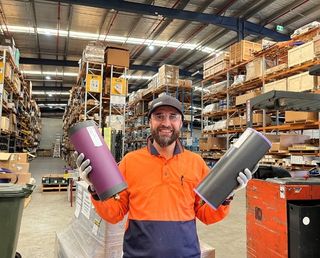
left=225, top=164, right=259, bottom=203
left=234, top=163, right=259, bottom=192
left=74, top=151, right=93, bottom=187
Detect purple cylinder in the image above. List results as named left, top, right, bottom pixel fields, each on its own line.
left=68, top=120, right=127, bottom=200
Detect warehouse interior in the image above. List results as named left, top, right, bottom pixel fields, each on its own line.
left=0, top=0, right=320, bottom=257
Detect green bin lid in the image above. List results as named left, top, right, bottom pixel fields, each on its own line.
left=0, top=183, right=35, bottom=198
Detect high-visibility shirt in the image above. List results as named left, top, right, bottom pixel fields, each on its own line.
left=91, top=138, right=230, bottom=258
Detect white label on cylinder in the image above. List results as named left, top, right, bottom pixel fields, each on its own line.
left=233, top=129, right=251, bottom=148
left=87, top=126, right=103, bottom=147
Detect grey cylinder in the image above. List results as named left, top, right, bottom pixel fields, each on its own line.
left=195, top=128, right=271, bottom=209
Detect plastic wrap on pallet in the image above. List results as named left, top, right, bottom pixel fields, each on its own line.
left=82, top=42, right=105, bottom=63
left=291, top=21, right=320, bottom=38
left=55, top=181, right=126, bottom=258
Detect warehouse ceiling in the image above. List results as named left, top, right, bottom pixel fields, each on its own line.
left=0, top=0, right=319, bottom=116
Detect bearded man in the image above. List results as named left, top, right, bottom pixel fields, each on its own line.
left=75, top=95, right=253, bottom=258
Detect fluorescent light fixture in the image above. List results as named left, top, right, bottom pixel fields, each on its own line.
left=45, top=76, right=51, bottom=80
left=22, top=70, right=78, bottom=77
left=32, top=91, right=70, bottom=95
left=191, top=70, right=200, bottom=76
left=124, top=75, right=154, bottom=80
left=38, top=103, right=67, bottom=107
left=6, top=25, right=216, bottom=54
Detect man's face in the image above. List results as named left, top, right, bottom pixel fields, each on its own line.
left=149, top=106, right=182, bottom=148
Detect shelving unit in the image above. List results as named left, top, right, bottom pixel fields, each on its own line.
left=200, top=27, right=320, bottom=169
left=0, top=47, right=41, bottom=153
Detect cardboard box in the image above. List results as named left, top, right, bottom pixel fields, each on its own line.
left=9, top=153, right=28, bottom=163
left=230, top=40, right=262, bottom=65
left=178, top=79, right=192, bottom=88
left=270, top=142, right=281, bottom=152
left=263, top=78, right=287, bottom=93
left=200, top=136, right=227, bottom=150
left=105, top=46, right=129, bottom=68
left=158, top=64, right=179, bottom=86
left=285, top=111, right=318, bottom=122
left=235, top=90, right=260, bottom=106
left=1, top=116, right=10, bottom=131
left=9, top=162, right=30, bottom=173
left=15, top=172, right=31, bottom=184
left=246, top=57, right=263, bottom=80
left=264, top=134, right=310, bottom=151
left=287, top=71, right=318, bottom=92
left=288, top=41, right=315, bottom=67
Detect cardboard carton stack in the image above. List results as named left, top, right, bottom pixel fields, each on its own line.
left=0, top=153, right=31, bottom=184
left=158, top=64, right=179, bottom=87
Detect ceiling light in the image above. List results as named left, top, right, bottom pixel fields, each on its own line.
left=32, top=91, right=70, bottom=95
left=148, top=45, right=154, bottom=50
left=45, top=76, right=51, bottom=80
left=6, top=25, right=216, bottom=54
left=22, top=70, right=78, bottom=77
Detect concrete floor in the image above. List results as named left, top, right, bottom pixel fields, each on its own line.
left=16, top=157, right=247, bottom=258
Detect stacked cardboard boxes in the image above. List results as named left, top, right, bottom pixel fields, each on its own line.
left=158, top=64, right=179, bottom=87
left=0, top=153, right=31, bottom=184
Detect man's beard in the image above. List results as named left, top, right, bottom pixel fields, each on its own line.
left=151, top=125, right=180, bottom=148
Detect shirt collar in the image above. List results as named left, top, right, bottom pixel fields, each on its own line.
left=147, top=135, right=184, bottom=156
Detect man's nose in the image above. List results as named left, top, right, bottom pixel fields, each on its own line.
left=160, top=116, right=171, bottom=125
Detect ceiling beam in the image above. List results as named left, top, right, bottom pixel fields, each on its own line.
left=20, top=57, right=203, bottom=79
left=51, top=0, right=289, bottom=41
left=31, top=86, right=71, bottom=91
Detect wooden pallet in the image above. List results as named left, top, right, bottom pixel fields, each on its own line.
left=42, top=184, right=76, bottom=192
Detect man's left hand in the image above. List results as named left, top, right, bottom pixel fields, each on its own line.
left=234, top=163, right=259, bottom=192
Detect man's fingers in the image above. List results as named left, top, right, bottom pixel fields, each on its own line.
left=244, top=168, right=252, bottom=180
left=76, top=153, right=85, bottom=167
left=83, top=166, right=92, bottom=177
left=80, top=159, right=91, bottom=171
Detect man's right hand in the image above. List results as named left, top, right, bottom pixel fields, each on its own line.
left=74, top=151, right=93, bottom=186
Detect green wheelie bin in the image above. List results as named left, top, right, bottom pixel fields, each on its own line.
left=0, top=183, right=35, bottom=258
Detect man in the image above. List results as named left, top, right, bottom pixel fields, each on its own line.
left=75, top=95, right=254, bottom=258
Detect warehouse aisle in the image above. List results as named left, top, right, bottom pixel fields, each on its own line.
left=17, top=157, right=247, bottom=258
left=17, top=157, right=75, bottom=258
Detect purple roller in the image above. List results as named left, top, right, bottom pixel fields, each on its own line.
left=68, top=120, right=127, bottom=200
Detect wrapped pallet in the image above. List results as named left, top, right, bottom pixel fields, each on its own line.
left=82, top=42, right=105, bottom=63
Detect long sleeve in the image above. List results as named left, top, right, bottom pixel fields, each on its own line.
left=91, top=157, right=129, bottom=224
left=194, top=159, right=231, bottom=225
